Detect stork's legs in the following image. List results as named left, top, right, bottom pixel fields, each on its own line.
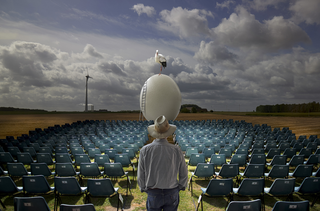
left=159, top=66, right=162, bottom=75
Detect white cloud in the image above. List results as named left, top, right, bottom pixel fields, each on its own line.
left=158, top=7, right=214, bottom=39
left=213, top=6, right=311, bottom=51
left=244, top=0, right=287, bottom=11
left=289, top=0, right=320, bottom=25
left=216, top=0, right=236, bottom=9
left=132, top=4, right=156, bottom=17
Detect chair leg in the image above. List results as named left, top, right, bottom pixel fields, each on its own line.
left=311, top=193, right=319, bottom=207
left=0, top=199, right=6, bottom=209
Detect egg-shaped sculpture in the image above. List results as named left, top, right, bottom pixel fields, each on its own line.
left=140, top=74, right=181, bottom=121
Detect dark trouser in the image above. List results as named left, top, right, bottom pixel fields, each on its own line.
left=146, top=187, right=180, bottom=211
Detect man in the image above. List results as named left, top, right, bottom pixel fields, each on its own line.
left=137, top=115, right=188, bottom=211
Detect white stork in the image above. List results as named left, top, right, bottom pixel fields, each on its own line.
left=155, top=50, right=167, bottom=75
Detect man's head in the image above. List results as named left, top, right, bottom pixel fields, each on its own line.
left=147, top=115, right=176, bottom=139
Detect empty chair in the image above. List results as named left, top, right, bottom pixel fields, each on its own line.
left=55, top=163, right=80, bottom=177
left=14, top=196, right=51, bottom=211
left=215, top=164, right=239, bottom=181
left=209, top=154, right=226, bottom=171
left=188, top=153, right=205, bottom=166
left=88, top=148, right=101, bottom=159
left=219, top=148, right=232, bottom=158
left=38, top=147, right=53, bottom=156
left=226, top=199, right=261, bottom=211
left=0, top=176, right=23, bottom=208
left=287, top=155, right=304, bottom=167
left=197, top=178, right=233, bottom=211
left=22, top=175, right=54, bottom=195
left=36, top=153, right=55, bottom=165
left=31, top=163, right=55, bottom=177
left=294, top=177, right=320, bottom=207
left=86, top=178, right=122, bottom=210
left=271, top=200, right=310, bottom=211
left=80, top=163, right=103, bottom=178
left=267, top=155, right=287, bottom=166
left=104, top=163, right=131, bottom=195
left=266, top=148, right=281, bottom=159
left=55, top=153, right=75, bottom=164
left=105, top=149, right=117, bottom=160
left=60, top=203, right=96, bottom=211
left=70, top=147, right=84, bottom=156
left=23, top=147, right=37, bottom=158
left=0, top=152, right=17, bottom=164
left=54, top=177, right=87, bottom=211
left=122, top=148, right=136, bottom=160
left=239, top=164, right=265, bottom=179
left=293, top=143, right=304, bottom=151
left=7, top=163, right=31, bottom=177
left=279, top=143, right=291, bottom=152
left=114, top=154, right=135, bottom=178
left=312, top=167, right=320, bottom=177
left=185, top=147, right=199, bottom=158
left=7, top=146, right=21, bottom=158
left=94, top=154, right=110, bottom=167
left=189, top=163, right=214, bottom=196
left=265, top=165, right=289, bottom=179
left=299, top=148, right=312, bottom=158
left=202, top=147, right=215, bottom=160
left=304, top=154, right=320, bottom=166
left=289, top=164, right=313, bottom=179
left=229, top=154, right=247, bottom=167
left=283, top=148, right=297, bottom=160
left=55, top=146, right=69, bottom=154
left=17, top=152, right=36, bottom=165
left=0, top=166, right=8, bottom=175
left=232, top=178, right=265, bottom=209
left=264, top=178, right=295, bottom=201
left=249, top=154, right=266, bottom=165
left=74, top=154, right=91, bottom=168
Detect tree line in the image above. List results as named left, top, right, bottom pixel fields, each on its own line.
left=256, top=101, right=320, bottom=113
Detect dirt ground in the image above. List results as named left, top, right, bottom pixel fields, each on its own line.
left=0, top=112, right=319, bottom=139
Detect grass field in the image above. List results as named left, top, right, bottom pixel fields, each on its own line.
left=1, top=112, right=320, bottom=210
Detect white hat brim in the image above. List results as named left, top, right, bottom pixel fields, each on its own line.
left=147, top=124, right=176, bottom=139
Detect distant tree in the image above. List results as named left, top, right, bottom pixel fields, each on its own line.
left=191, top=107, right=197, bottom=113
left=180, top=108, right=190, bottom=113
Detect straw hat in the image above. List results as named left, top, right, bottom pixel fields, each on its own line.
left=147, top=115, right=176, bottom=138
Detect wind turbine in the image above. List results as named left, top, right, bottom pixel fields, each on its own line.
left=85, top=67, right=93, bottom=112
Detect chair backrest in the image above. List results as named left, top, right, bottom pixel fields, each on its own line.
left=60, top=203, right=96, bottom=211
left=296, top=177, right=320, bottom=194
left=272, top=200, right=310, bottom=211
left=266, top=148, right=281, bottom=158
left=299, top=148, right=312, bottom=158
left=210, top=154, right=226, bottom=166
left=114, top=154, right=131, bottom=167
left=104, top=163, right=125, bottom=177
left=0, top=152, right=16, bottom=163
left=226, top=199, right=261, bottom=211
left=55, top=153, right=73, bottom=163
left=243, top=164, right=265, bottom=178
left=105, top=149, right=117, bottom=160
left=36, top=153, right=54, bottom=165
left=185, top=147, right=199, bottom=158
left=219, top=164, right=239, bottom=178
left=188, top=153, right=205, bottom=166
left=88, top=148, right=101, bottom=159
left=269, top=155, right=287, bottom=165
left=14, top=196, right=51, bottom=211
left=54, top=177, right=82, bottom=195
left=7, top=147, right=20, bottom=157
left=17, top=152, right=34, bottom=165
left=95, top=154, right=110, bottom=167
left=31, top=163, right=53, bottom=177
left=292, top=165, right=313, bottom=178
left=74, top=154, right=91, bottom=166
left=267, top=178, right=295, bottom=196
left=23, top=147, right=37, bottom=158
left=80, top=163, right=101, bottom=177
left=55, top=163, right=77, bottom=177
left=87, top=178, right=116, bottom=196
left=22, top=175, right=52, bottom=194
left=70, top=147, right=84, bottom=155
left=194, top=163, right=215, bottom=178
left=283, top=148, right=297, bottom=159
left=267, top=165, right=289, bottom=178
left=205, top=178, right=233, bottom=196
left=202, top=147, right=215, bottom=159
left=219, top=148, right=232, bottom=158
left=237, top=178, right=264, bottom=196
left=7, top=163, right=30, bottom=177
left=230, top=154, right=247, bottom=166
left=288, top=155, right=304, bottom=166
left=249, top=154, right=266, bottom=165
left=0, top=176, right=21, bottom=193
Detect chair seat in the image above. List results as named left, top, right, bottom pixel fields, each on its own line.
left=232, top=188, right=239, bottom=194
left=264, top=187, right=271, bottom=193
left=81, top=187, right=88, bottom=192
left=200, top=187, right=206, bottom=193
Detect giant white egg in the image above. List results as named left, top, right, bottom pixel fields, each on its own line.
left=140, top=74, right=181, bottom=121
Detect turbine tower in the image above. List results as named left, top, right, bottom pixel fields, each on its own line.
left=85, top=67, right=92, bottom=112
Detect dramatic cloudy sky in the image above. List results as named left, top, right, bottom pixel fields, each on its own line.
left=0, top=0, right=319, bottom=112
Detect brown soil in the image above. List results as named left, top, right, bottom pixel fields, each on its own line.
left=0, top=113, right=319, bottom=139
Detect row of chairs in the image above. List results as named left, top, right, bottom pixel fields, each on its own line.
left=196, top=177, right=318, bottom=210
left=0, top=175, right=123, bottom=211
